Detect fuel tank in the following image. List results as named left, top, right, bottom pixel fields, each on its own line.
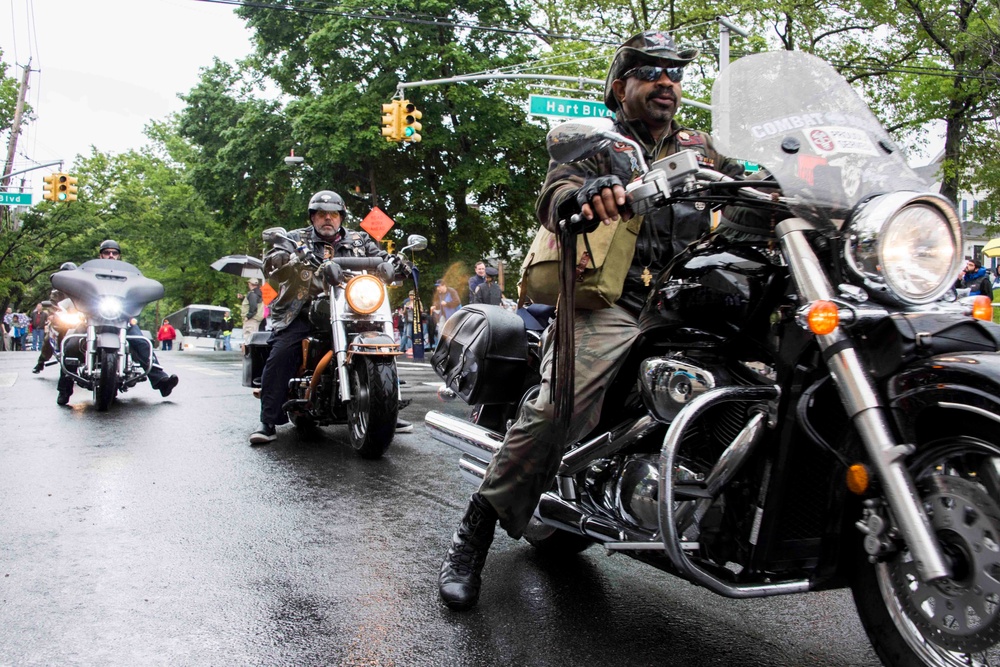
left=641, top=241, right=781, bottom=342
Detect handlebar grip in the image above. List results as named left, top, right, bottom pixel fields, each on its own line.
left=332, top=256, right=385, bottom=270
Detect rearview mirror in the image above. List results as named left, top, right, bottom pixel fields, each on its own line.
left=403, top=234, right=428, bottom=252
left=546, top=120, right=648, bottom=174
left=262, top=227, right=289, bottom=245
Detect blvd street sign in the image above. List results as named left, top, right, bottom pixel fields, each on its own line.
left=0, top=192, right=31, bottom=206
left=529, top=94, right=614, bottom=120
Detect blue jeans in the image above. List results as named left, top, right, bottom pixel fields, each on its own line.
left=401, top=322, right=413, bottom=351
left=31, top=328, right=43, bottom=352
left=223, top=334, right=232, bottom=351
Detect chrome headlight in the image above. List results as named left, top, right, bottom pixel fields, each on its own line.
left=845, top=192, right=961, bottom=305
left=344, top=275, right=385, bottom=314
left=98, top=296, right=125, bottom=319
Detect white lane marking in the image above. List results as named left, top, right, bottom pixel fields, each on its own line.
left=0, top=372, right=16, bottom=387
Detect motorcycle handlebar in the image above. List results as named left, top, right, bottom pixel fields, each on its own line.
left=331, top=256, right=385, bottom=270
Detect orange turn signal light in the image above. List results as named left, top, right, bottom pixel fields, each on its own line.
left=846, top=463, right=870, bottom=495
left=972, top=295, right=993, bottom=322
left=807, top=300, right=840, bottom=335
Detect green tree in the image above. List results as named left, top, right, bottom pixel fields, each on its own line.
left=179, top=0, right=551, bottom=301
left=3, top=122, right=247, bottom=332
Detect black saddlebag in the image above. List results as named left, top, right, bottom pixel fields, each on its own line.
left=432, top=305, right=528, bottom=404
left=865, top=313, right=1000, bottom=378
left=242, top=330, right=273, bottom=388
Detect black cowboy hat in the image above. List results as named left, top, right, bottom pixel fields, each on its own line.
left=604, top=30, right=699, bottom=111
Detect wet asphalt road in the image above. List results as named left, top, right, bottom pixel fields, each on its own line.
left=0, top=349, right=884, bottom=666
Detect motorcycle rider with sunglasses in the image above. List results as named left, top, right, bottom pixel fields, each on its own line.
left=437, top=30, right=747, bottom=611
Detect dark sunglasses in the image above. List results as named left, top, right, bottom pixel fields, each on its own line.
left=100, top=249, right=120, bottom=257
left=623, top=65, right=684, bottom=83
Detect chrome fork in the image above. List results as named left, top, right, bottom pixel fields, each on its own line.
left=776, top=218, right=950, bottom=582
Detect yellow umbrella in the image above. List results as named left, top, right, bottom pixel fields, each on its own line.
left=984, top=238, right=1000, bottom=258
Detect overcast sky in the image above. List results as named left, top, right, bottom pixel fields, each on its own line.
left=3, top=0, right=943, bottom=206
left=2, top=0, right=253, bottom=200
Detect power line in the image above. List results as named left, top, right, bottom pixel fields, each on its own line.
left=194, top=0, right=620, bottom=44
left=196, top=0, right=999, bottom=82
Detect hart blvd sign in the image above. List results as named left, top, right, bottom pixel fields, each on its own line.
left=529, top=95, right=615, bottom=120
left=0, top=192, right=31, bottom=206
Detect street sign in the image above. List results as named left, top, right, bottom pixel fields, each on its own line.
left=529, top=94, right=614, bottom=120
left=360, top=206, right=395, bottom=242
left=0, top=192, right=31, bottom=206
left=742, top=160, right=761, bottom=173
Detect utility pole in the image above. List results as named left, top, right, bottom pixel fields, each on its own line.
left=2, top=60, right=32, bottom=191
left=2, top=60, right=32, bottom=232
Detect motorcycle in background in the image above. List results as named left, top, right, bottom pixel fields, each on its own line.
left=49, top=259, right=164, bottom=411
left=244, top=230, right=427, bottom=459
left=428, top=51, right=1000, bottom=666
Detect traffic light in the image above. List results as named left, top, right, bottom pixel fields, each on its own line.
left=381, top=100, right=402, bottom=142
left=53, top=173, right=76, bottom=202
left=402, top=100, right=422, bottom=143
left=42, top=173, right=57, bottom=202
left=61, top=174, right=78, bottom=202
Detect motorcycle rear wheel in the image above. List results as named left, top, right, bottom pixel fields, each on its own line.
left=851, top=428, right=1000, bottom=666
left=94, top=349, right=118, bottom=411
left=347, top=355, right=398, bottom=459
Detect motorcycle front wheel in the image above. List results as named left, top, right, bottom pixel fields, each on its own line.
left=851, top=423, right=1000, bottom=666
left=347, top=355, right=398, bottom=459
left=94, top=349, right=118, bottom=411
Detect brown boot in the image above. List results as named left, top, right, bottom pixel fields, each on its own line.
left=439, top=493, right=498, bottom=610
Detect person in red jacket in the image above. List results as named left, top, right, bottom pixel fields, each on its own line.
left=157, top=319, right=177, bottom=351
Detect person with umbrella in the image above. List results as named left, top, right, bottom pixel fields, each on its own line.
left=240, top=278, right=264, bottom=345
left=10, top=313, right=26, bottom=351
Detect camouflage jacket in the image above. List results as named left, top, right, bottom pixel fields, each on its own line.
left=264, top=225, right=386, bottom=332
left=536, top=116, right=744, bottom=315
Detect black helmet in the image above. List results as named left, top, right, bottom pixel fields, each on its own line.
left=59, top=261, right=78, bottom=271
left=604, top=30, right=699, bottom=112
left=308, top=191, right=347, bottom=220
left=99, top=239, right=121, bottom=254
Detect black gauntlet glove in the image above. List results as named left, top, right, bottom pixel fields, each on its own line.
left=575, top=175, right=623, bottom=209
left=556, top=175, right=625, bottom=234
left=375, top=261, right=396, bottom=284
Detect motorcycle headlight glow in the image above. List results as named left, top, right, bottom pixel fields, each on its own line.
left=56, top=310, right=85, bottom=327
left=98, top=296, right=125, bottom=319
left=344, top=275, right=385, bottom=314
left=844, top=192, right=961, bottom=305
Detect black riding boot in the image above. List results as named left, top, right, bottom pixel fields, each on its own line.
left=439, top=493, right=498, bottom=611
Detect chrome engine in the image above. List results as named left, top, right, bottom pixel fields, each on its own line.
left=574, top=354, right=752, bottom=535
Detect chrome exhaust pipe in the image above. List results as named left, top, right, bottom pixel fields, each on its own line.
left=459, top=455, right=487, bottom=486
left=425, top=410, right=503, bottom=465
left=535, top=493, right=654, bottom=544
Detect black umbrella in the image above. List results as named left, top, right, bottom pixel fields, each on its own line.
left=210, top=255, right=265, bottom=280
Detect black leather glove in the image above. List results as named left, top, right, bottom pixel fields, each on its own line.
left=375, top=261, right=396, bottom=284
left=574, top=175, right=623, bottom=209
left=320, top=260, right=343, bottom=286
left=265, top=249, right=292, bottom=274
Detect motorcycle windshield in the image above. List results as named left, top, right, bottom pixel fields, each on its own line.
left=711, top=51, right=931, bottom=228
left=51, top=259, right=164, bottom=320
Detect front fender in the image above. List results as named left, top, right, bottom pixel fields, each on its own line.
left=94, top=332, right=122, bottom=350
left=887, top=352, right=1000, bottom=442
left=348, top=331, right=397, bottom=356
